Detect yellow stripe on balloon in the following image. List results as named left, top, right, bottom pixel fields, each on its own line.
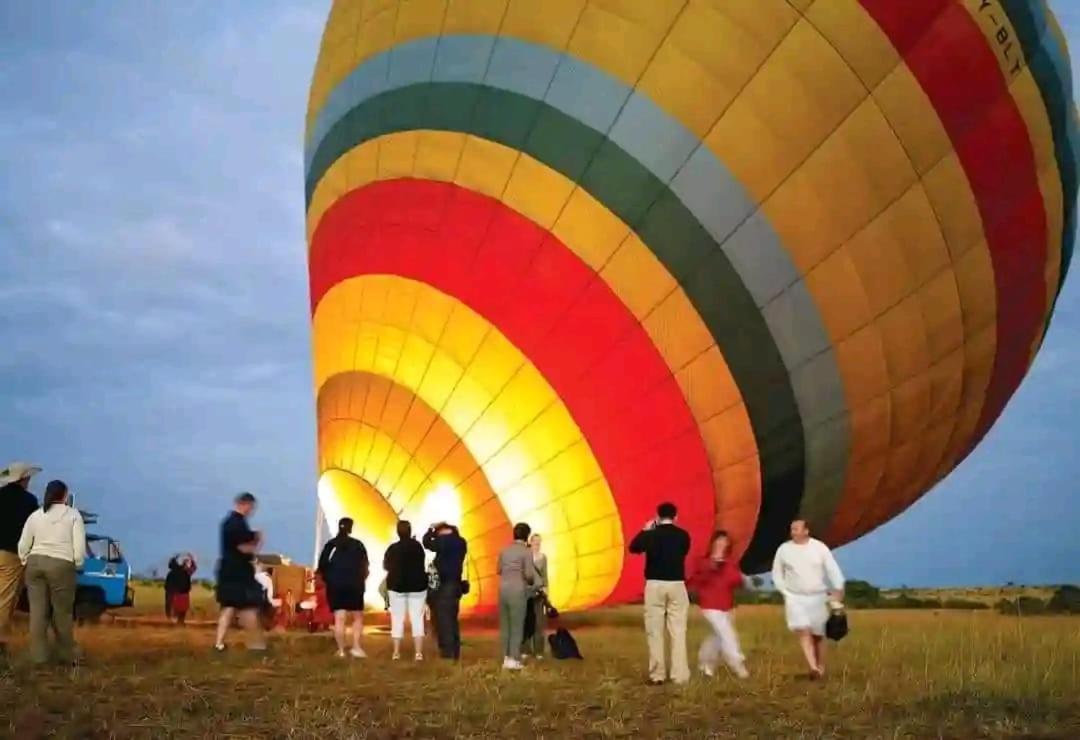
left=306, top=129, right=763, bottom=550
left=743, top=2, right=1000, bottom=542
left=313, top=274, right=623, bottom=609
left=306, top=1, right=807, bottom=145
left=840, top=1, right=1067, bottom=535
left=318, top=373, right=510, bottom=610
left=302, top=1, right=1000, bottom=550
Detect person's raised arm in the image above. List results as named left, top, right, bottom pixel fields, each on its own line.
left=17, top=513, right=35, bottom=564
left=628, top=528, right=650, bottom=554
left=72, top=511, right=86, bottom=568
left=422, top=529, right=438, bottom=551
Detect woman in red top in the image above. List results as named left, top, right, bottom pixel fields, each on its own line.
left=689, top=530, right=749, bottom=679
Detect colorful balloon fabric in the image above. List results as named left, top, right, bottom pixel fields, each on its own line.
left=304, top=0, right=1078, bottom=612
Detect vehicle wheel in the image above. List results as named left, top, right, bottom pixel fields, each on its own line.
left=74, top=593, right=106, bottom=625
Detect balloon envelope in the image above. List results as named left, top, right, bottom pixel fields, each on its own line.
left=304, top=0, right=1078, bottom=611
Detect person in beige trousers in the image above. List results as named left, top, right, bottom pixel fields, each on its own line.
left=0, top=462, right=42, bottom=662
left=629, top=502, right=692, bottom=685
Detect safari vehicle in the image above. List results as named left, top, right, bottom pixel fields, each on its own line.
left=76, top=525, right=135, bottom=621
left=17, top=510, right=134, bottom=622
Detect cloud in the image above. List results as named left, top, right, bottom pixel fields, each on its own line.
left=0, top=0, right=327, bottom=571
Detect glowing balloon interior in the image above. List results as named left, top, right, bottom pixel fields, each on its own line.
left=305, top=0, right=1078, bottom=612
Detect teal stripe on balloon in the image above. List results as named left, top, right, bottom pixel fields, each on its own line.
left=304, top=35, right=855, bottom=551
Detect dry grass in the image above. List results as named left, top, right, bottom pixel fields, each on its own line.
left=3, top=603, right=1078, bottom=738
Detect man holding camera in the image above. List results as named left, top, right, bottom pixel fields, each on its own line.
left=629, top=502, right=691, bottom=685
left=422, top=521, right=468, bottom=660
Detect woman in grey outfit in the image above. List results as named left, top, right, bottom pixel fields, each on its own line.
left=523, top=533, right=549, bottom=658
left=496, top=522, right=535, bottom=671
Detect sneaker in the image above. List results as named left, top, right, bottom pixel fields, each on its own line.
left=414, top=652, right=423, bottom=662
left=646, top=678, right=665, bottom=686
left=503, top=659, right=523, bottom=671
left=392, top=652, right=401, bottom=661
left=733, top=664, right=750, bottom=679
left=213, top=644, right=226, bottom=653
left=699, top=664, right=715, bottom=678
left=336, top=650, right=346, bottom=658
left=350, top=647, right=367, bottom=659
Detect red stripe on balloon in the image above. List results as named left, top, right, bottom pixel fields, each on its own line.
left=310, top=179, right=721, bottom=602
left=859, top=1, right=1048, bottom=454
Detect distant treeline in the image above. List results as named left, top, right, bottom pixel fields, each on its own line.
left=727, top=580, right=1080, bottom=615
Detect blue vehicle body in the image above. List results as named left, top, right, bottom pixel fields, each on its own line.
left=16, top=521, right=134, bottom=621
left=78, top=534, right=134, bottom=618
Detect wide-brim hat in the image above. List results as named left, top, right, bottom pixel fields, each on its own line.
left=0, top=462, right=42, bottom=486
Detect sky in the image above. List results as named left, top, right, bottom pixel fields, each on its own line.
left=1, top=1, right=1077, bottom=588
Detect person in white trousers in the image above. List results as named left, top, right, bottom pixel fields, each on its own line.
left=771, top=519, right=845, bottom=680
left=382, top=521, right=428, bottom=661
left=688, top=530, right=749, bottom=679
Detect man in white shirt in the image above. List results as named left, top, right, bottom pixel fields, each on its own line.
left=771, top=519, right=845, bottom=679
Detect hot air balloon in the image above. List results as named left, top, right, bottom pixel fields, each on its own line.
left=304, top=0, right=1078, bottom=612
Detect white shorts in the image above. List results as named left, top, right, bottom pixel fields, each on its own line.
left=388, top=590, right=426, bottom=639
left=784, top=592, right=829, bottom=636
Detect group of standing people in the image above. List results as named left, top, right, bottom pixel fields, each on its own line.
left=0, top=462, right=87, bottom=666
left=215, top=494, right=554, bottom=669
left=4, top=472, right=845, bottom=681
left=629, top=502, right=845, bottom=684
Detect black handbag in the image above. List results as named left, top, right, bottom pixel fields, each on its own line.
left=825, top=608, right=848, bottom=641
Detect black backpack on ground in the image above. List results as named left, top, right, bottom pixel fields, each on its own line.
left=548, top=627, right=583, bottom=660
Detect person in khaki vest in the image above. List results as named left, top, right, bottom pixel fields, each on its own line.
left=0, top=462, right=41, bottom=663
left=629, top=502, right=691, bottom=685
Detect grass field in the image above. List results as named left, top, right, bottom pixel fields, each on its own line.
left=3, top=590, right=1078, bottom=739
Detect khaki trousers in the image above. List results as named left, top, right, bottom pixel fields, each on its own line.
left=644, top=580, right=690, bottom=683
left=25, top=555, right=77, bottom=664
left=0, top=550, right=24, bottom=643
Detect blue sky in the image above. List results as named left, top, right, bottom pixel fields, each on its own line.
left=1, top=1, right=1077, bottom=588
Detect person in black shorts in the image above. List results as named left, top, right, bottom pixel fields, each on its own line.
left=213, top=492, right=266, bottom=652
left=317, top=517, right=369, bottom=658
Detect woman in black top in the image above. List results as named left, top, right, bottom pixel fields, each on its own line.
left=382, top=521, right=428, bottom=661
left=213, top=493, right=266, bottom=652
left=317, top=517, right=369, bottom=658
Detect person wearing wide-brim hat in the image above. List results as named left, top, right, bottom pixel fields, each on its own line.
left=0, top=462, right=42, bottom=659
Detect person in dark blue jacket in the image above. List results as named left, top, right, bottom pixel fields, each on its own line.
left=317, top=518, right=369, bottom=658
left=422, top=521, right=468, bottom=660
